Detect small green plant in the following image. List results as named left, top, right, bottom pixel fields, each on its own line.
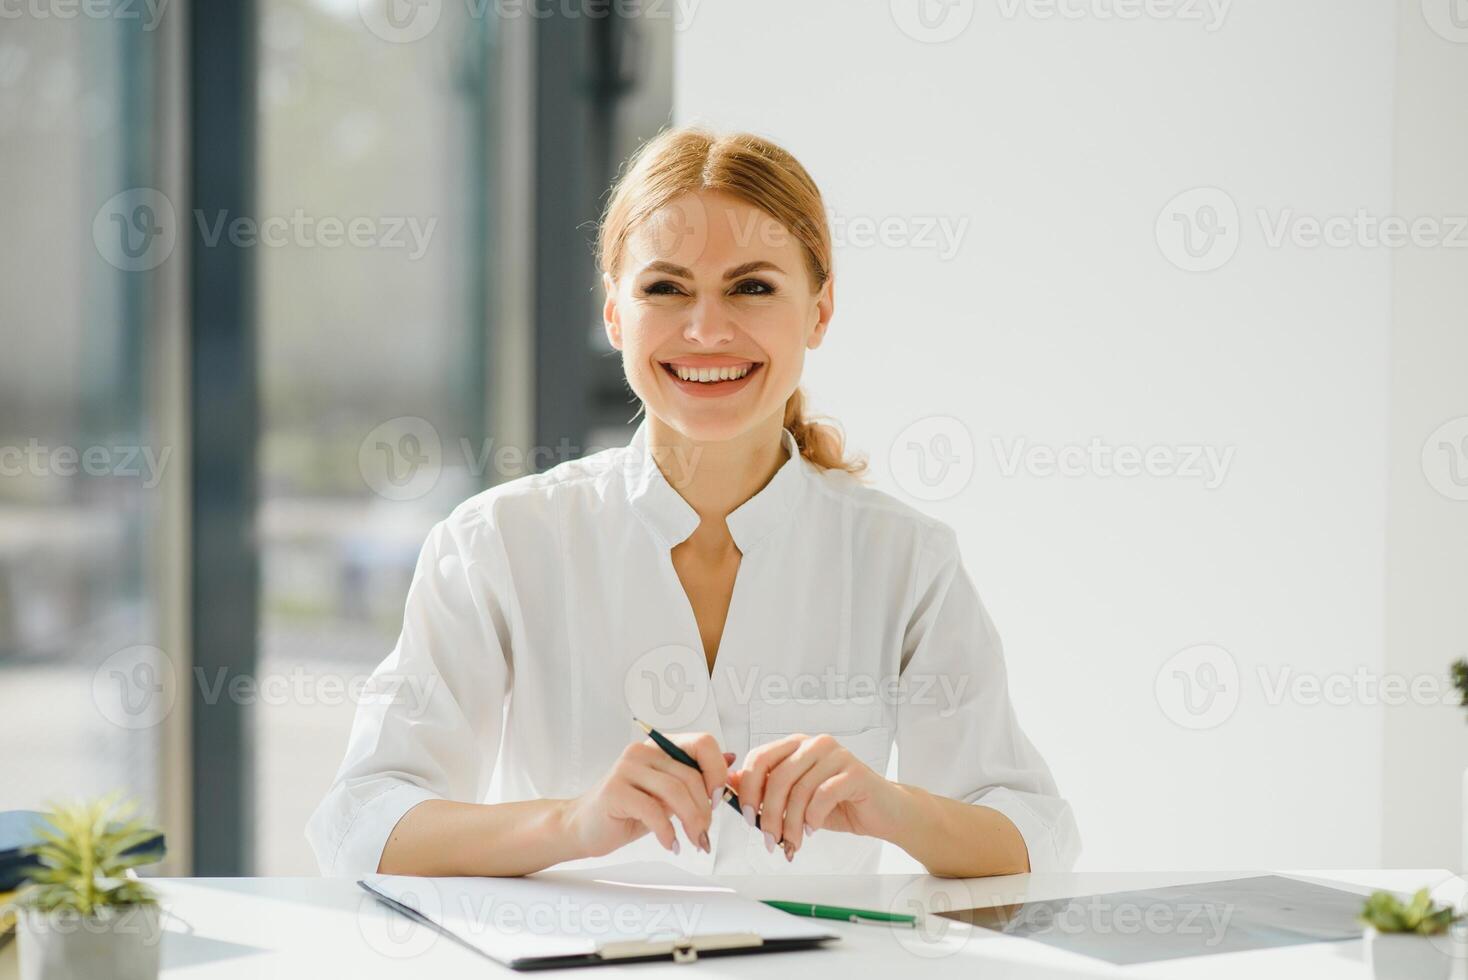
left=1360, top=888, right=1459, bottom=936
left=18, top=794, right=159, bottom=916
left=1451, top=658, right=1468, bottom=713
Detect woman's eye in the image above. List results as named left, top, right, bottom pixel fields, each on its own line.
left=641, top=280, right=685, bottom=296
left=731, top=279, right=775, bottom=296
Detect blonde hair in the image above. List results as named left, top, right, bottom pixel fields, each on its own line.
left=597, top=127, right=865, bottom=475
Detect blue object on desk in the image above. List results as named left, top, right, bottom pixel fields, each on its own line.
left=0, top=810, right=166, bottom=892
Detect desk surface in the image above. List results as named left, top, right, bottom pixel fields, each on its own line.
left=1, top=868, right=1459, bottom=979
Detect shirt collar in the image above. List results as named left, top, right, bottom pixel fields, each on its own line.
left=625, top=420, right=809, bottom=552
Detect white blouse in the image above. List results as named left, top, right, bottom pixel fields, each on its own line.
left=307, top=423, right=1080, bottom=877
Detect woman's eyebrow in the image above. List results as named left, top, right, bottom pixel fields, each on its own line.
left=638, top=259, right=787, bottom=280
left=722, top=260, right=784, bottom=280
left=642, top=260, right=693, bottom=278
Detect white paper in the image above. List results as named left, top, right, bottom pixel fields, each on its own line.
left=362, top=861, right=837, bottom=965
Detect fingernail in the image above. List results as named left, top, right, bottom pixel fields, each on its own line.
left=783, top=842, right=795, bottom=862
left=743, top=805, right=756, bottom=828
left=699, top=831, right=710, bottom=853
left=804, top=823, right=815, bottom=837
left=763, top=831, right=775, bottom=854
left=670, top=837, right=681, bottom=855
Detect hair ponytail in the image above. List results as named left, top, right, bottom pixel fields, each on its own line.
left=783, top=387, right=865, bottom=475
left=599, top=126, right=866, bottom=474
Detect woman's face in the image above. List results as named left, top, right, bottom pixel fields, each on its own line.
left=603, top=190, right=833, bottom=446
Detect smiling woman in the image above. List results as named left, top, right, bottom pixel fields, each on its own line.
left=308, top=125, right=1080, bottom=881
left=598, top=128, right=864, bottom=474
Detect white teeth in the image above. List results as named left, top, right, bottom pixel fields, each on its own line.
left=671, top=364, right=752, bottom=383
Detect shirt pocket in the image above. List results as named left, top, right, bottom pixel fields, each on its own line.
left=748, top=696, right=891, bottom=766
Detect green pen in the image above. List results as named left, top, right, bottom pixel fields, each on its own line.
left=762, top=900, right=918, bottom=927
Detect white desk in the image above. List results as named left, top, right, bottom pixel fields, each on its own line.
left=1, top=868, right=1458, bottom=978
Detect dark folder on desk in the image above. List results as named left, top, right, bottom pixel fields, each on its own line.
left=359, top=863, right=838, bottom=970
left=941, top=874, right=1367, bottom=965
left=1, top=810, right=165, bottom=893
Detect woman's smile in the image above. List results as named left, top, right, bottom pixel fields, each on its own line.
left=659, top=355, right=764, bottom=398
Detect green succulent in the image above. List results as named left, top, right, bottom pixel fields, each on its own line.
left=1452, top=658, right=1468, bottom=713
left=17, top=794, right=159, bottom=916
left=1359, top=888, right=1459, bottom=936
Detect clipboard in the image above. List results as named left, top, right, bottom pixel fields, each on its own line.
left=358, top=863, right=839, bottom=970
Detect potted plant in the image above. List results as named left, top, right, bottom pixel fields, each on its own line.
left=11, top=795, right=164, bottom=980
left=1455, top=657, right=1468, bottom=872
left=1359, top=888, right=1460, bottom=980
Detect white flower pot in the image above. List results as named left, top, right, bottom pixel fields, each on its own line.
left=16, top=904, right=163, bottom=980
left=1364, top=927, right=1451, bottom=980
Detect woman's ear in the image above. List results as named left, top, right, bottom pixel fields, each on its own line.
left=602, top=272, right=623, bottom=350
left=807, top=273, right=834, bottom=350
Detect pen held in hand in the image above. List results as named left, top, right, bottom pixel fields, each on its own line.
left=633, top=717, right=765, bottom=834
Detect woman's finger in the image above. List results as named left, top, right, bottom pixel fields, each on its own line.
left=760, top=735, right=837, bottom=849
left=804, top=770, right=860, bottom=831
left=669, top=732, right=732, bottom=802
left=736, top=734, right=805, bottom=833
left=629, top=764, right=712, bottom=852
left=611, top=785, right=679, bottom=853
left=780, top=752, right=846, bottom=853
left=646, top=749, right=718, bottom=820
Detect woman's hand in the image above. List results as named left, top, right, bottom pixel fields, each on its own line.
left=730, top=733, right=907, bottom=860
left=559, top=733, right=733, bottom=859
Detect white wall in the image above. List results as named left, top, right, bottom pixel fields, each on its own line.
left=1382, top=0, right=1468, bottom=870
left=675, top=0, right=1404, bottom=870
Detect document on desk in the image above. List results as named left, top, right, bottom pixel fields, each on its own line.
left=360, top=862, right=839, bottom=970
left=939, top=874, right=1366, bottom=965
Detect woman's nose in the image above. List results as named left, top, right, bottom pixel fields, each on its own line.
left=682, top=300, right=735, bottom=347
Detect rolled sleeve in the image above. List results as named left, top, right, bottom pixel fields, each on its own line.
left=896, top=527, right=1081, bottom=872
left=971, top=786, right=1079, bottom=873
left=306, top=507, right=512, bottom=876
left=310, top=782, right=440, bottom=878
